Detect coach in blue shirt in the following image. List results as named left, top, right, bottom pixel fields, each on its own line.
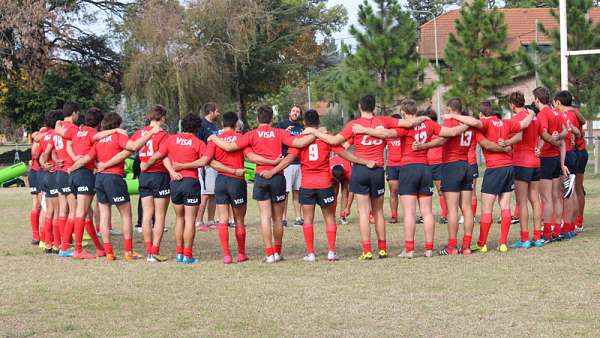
left=196, top=102, right=220, bottom=230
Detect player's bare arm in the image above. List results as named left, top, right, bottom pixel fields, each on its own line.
left=261, top=153, right=296, bottom=179
left=125, top=125, right=161, bottom=152
left=307, top=127, right=346, bottom=146
left=442, top=114, right=483, bottom=129
left=209, top=160, right=244, bottom=177
left=208, top=134, right=240, bottom=152
left=245, top=151, right=281, bottom=166
left=438, top=124, right=469, bottom=138
left=161, top=157, right=182, bottom=181
left=517, top=110, right=535, bottom=130
left=479, top=138, right=510, bottom=153
left=97, top=149, right=132, bottom=171
left=337, top=149, right=376, bottom=168
left=141, top=151, right=167, bottom=171
left=68, top=155, right=93, bottom=173
left=498, top=132, right=523, bottom=147
left=171, top=155, right=211, bottom=171
left=413, top=136, right=446, bottom=151
left=396, top=115, right=429, bottom=128
left=92, top=128, right=128, bottom=141
left=290, top=134, right=317, bottom=148
left=352, top=124, right=397, bottom=139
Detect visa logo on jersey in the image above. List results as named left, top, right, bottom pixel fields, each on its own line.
left=414, top=123, right=427, bottom=131
left=258, top=131, right=275, bottom=139
left=76, top=130, right=89, bottom=137
left=176, top=137, right=192, bottom=146
left=99, top=135, right=112, bottom=143
left=222, top=135, right=237, bottom=143
left=491, top=120, right=504, bottom=127
left=389, top=140, right=401, bottom=147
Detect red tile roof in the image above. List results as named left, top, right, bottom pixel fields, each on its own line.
left=419, top=8, right=600, bottom=60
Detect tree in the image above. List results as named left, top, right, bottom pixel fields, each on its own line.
left=439, top=0, right=521, bottom=114
left=503, top=0, right=553, bottom=7
left=342, top=0, right=433, bottom=115
left=405, top=0, right=447, bottom=26
left=536, top=0, right=600, bottom=118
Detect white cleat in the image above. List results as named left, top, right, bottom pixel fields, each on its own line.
left=264, top=255, right=275, bottom=264
left=273, top=252, right=283, bottom=262
left=399, top=250, right=415, bottom=259
left=327, top=251, right=338, bottom=261
left=458, top=216, right=464, bottom=224
left=303, top=253, right=316, bottom=262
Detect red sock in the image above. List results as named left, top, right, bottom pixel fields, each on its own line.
left=30, top=211, right=40, bottom=240
left=61, top=218, right=74, bottom=251
left=235, top=225, right=246, bottom=255
left=44, top=217, right=53, bottom=247
left=471, top=198, right=478, bottom=217
left=499, top=209, right=511, bottom=245
left=575, top=215, right=583, bottom=227
left=447, top=238, right=458, bottom=249
left=273, top=243, right=282, bottom=255
left=543, top=223, right=552, bottom=239
left=440, top=196, right=447, bottom=218
left=377, top=239, right=387, bottom=251
left=514, top=205, right=520, bottom=219
left=145, top=241, right=152, bottom=254
left=552, top=222, right=561, bottom=236
left=425, top=242, right=434, bottom=251
left=218, top=223, right=230, bottom=257
left=521, top=230, right=529, bottom=242
left=265, top=247, right=274, bottom=257
left=362, top=240, right=372, bottom=254
left=477, top=213, right=493, bottom=246
left=462, top=235, right=472, bottom=250
left=104, top=242, right=114, bottom=255
left=391, top=212, right=398, bottom=219
left=84, top=219, right=104, bottom=251
left=326, top=224, right=337, bottom=252
left=176, top=245, right=184, bottom=255
left=561, top=208, right=566, bottom=224
left=125, top=238, right=133, bottom=252
left=151, top=244, right=160, bottom=255
left=183, top=247, right=193, bottom=258
left=302, top=224, right=315, bottom=254
left=405, top=240, right=415, bottom=253
left=74, top=217, right=85, bottom=252
left=53, top=218, right=63, bottom=248
left=533, top=229, right=542, bottom=241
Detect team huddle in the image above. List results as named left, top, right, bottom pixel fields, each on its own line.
left=25, top=86, right=589, bottom=264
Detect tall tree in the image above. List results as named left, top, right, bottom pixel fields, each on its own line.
left=503, top=0, right=553, bottom=7
left=343, top=0, right=433, bottom=115
left=405, top=0, right=447, bottom=26
left=439, top=0, right=519, bottom=114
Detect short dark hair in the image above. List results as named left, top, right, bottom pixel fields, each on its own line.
left=203, top=102, right=217, bottom=115
left=554, top=90, right=573, bottom=106
left=181, top=114, right=202, bottom=133
left=533, top=86, right=551, bottom=105
left=147, top=105, right=167, bottom=121
left=45, top=110, right=64, bottom=129
left=479, top=101, right=495, bottom=117
left=418, top=108, right=437, bottom=122
left=391, top=113, right=401, bottom=119
left=401, top=99, right=418, bottom=115
left=304, top=109, right=320, bottom=127
left=221, top=111, right=239, bottom=128
left=447, top=98, right=462, bottom=113
left=101, top=112, right=122, bottom=130
left=84, top=107, right=103, bottom=128
left=62, top=102, right=80, bottom=117
left=359, top=95, right=376, bottom=112
left=257, top=105, right=273, bottom=124
left=332, top=165, right=345, bottom=183
left=508, top=91, right=526, bottom=108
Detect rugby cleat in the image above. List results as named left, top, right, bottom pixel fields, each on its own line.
left=38, top=241, right=46, bottom=249
left=510, top=216, right=519, bottom=224
left=533, top=239, right=544, bottom=248
left=106, top=253, right=116, bottom=261
left=358, top=252, right=373, bottom=260
left=398, top=250, right=414, bottom=259
left=176, top=254, right=184, bottom=263
left=511, top=240, right=532, bottom=249
left=439, top=246, right=459, bottom=256
left=31, top=239, right=40, bottom=246
left=273, top=253, right=283, bottom=262
left=378, top=250, right=388, bottom=259
left=294, top=217, right=304, bottom=227
left=424, top=250, right=434, bottom=258
left=147, top=254, right=167, bottom=262
left=237, top=254, right=249, bottom=263
left=182, top=256, right=198, bottom=264
left=223, top=255, right=233, bottom=264
left=340, top=217, right=349, bottom=225
left=303, top=253, right=316, bottom=262
left=470, top=243, right=488, bottom=253
left=73, top=249, right=96, bottom=260
left=416, top=216, right=424, bottom=224
left=263, top=255, right=275, bottom=264
left=58, top=248, right=74, bottom=257
left=124, top=251, right=143, bottom=261
left=498, top=244, right=508, bottom=253
left=327, top=251, right=338, bottom=261
left=511, top=241, right=523, bottom=249
left=439, top=217, right=448, bottom=224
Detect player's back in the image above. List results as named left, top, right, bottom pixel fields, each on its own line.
left=163, top=133, right=205, bottom=179
left=292, top=139, right=336, bottom=189
left=93, top=132, right=129, bottom=175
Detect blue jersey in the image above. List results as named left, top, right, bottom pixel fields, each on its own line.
left=197, top=117, right=219, bottom=143
left=276, top=119, right=304, bottom=164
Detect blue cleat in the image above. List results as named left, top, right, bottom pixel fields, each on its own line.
left=182, top=256, right=198, bottom=264
left=562, top=232, right=573, bottom=240
left=569, top=231, right=577, bottom=238
left=520, top=240, right=532, bottom=249
left=176, top=254, right=184, bottom=263
left=510, top=241, right=523, bottom=249
left=533, top=239, right=544, bottom=248
left=58, top=248, right=74, bottom=257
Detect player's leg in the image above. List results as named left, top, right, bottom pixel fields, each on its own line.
left=400, top=195, right=417, bottom=258
left=56, top=192, right=69, bottom=254
left=388, top=178, right=399, bottom=223
left=150, top=196, right=169, bottom=259
left=498, top=191, right=513, bottom=251
left=320, top=198, right=338, bottom=261
left=563, top=189, right=578, bottom=238
left=183, top=204, right=200, bottom=263
left=513, top=180, right=530, bottom=248
left=59, top=193, right=77, bottom=254
left=442, top=191, right=460, bottom=255
left=459, top=190, right=474, bottom=254
left=257, top=200, right=275, bottom=262
left=434, top=180, right=446, bottom=223
left=116, top=201, right=139, bottom=260
left=575, top=173, right=585, bottom=230
left=539, top=179, right=554, bottom=240
left=340, top=183, right=351, bottom=224
left=216, top=203, right=232, bottom=262
left=418, top=195, right=435, bottom=257
left=356, top=194, right=373, bottom=259
left=371, top=194, right=386, bottom=257
left=475, top=192, right=496, bottom=252
left=471, top=177, right=478, bottom=218
left=551, top=177, right=564, bottom=238
left=173, top=203, right=185, bottom=262
left=73, top=193, right=100, bottom=259
left=301, top=201, right=316, bottom=261
left=528, top=181, right=543, bottom=246
left=30, top=192, right=42, bottom=244
left=140, top=196, right=155, bottom=255
left=271, top=200, right=286, bottom=261
left=232, top=203, right=248, bottom=262
left=97, top=202, right=113, bottom=259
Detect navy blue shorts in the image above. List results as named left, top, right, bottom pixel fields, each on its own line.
left=441, top=161, right=473, bottom=192
left=565, top=151, right=577, bottom=174
left=576, top=149, right=588, bottom=174
left=215, top=174, right=247, bottom=207
left=397, top=164, right=433, bottom=196
left=481, top=166, right=514, bottom=195
left=28, top=169, right=39, bottom=195
left=514, top=166, right=541, bottom=182
left=469, top=164, right=479, bottom=179
left=540, top=156, right=561, bottom=180
left=349, top=165, right=385, bottom=197
left=139, top=172, right=171, bottom=198
left=386, top=166, right=401, bottom=181
left=44, top=171, right=59, bottom=198
left=170, top=178, right=201, bottom=206
left=69, top=168, right=95, bottom=195
left=95, top=173, right=130, bottom=205
left=55, top=170, right=73, bottom=195
left=299, top=187, right=336, bottom=207
left=253, top=174, right=286, bottom=202
left=430, top=164, right=443, bottom=181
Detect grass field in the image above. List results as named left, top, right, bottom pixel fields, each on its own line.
left=1, top=176, right=600, bottom=337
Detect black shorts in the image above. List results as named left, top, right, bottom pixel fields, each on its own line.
left=469, top=163, right=479, bottom=179
left=397, top=164, right=433, bottom=196
left=253, top=174, right=286, bottom=202
left=28, top=169, right=39, bottom=194
left=430, top=164, right=443, bottom=181
left=576, top=149, right=588, bottom=174
left=170, top=178, right=201, bottom=206
left=441, top=161, right=473, bottom=192
left=386, top=166, right=401, bottom=181
left=299, top=187, right=336, bottom=207
left=44, top=171, right=59, bottom=198
left=514, top=166, right=541, bottom=182
left=69, top=168, right=95, bottom=195
left=95, top=173, right=130, bottom=205
left=349, top=165, right=385, bottom=197
left=565, top=151, right=577, bottom=174
left=540, top=156, right=561, bottom=180
left=139, top=172, right=171, bottom=198
left=481, top=166, right=514, bottom=195
left=215, top=174, right=247, bottom=207
left=55, top=170, right=73, bottom=195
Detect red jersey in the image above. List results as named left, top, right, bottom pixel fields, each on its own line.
left=87, top=133, right=129, bottom=176
left=235, top=125, right=295, bottom=174
left=468, top=141, right=477, bottom=165
left=329, top=154, right=352, bottom=182
left=339, top=116, right=398, bottom=167
left=31, top=142, right=41, bottom=171
left=441, top=119, right=474, bottom=163
left=53, top=121, right=78, bottom=171
left=562, top=110, right=580, bottom=151
left=38, top=131, right=55, bottom=170
left=475, top=116, right=520, bottom=169
left=538, top=106, right=562, bottom=157
left=158, top=133, right=206, bottom=179
left=427, top=141, right=443, bottom=165
left=570, top=108, right=586, bottom=150
left=131, top=126, right=168, bottom=173
left=205, top=130, right=245, bottom=179
left=512, top=110, right=541, bottom=168
left=386, top=137, right=402, bottom=166
left=395, top=120, right=441, bottom=166
left=289, top=140, right=342, bottom=189
left=71, top=126, right=98, bottom=171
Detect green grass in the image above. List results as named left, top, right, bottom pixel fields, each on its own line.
left=1, top=176, right=600, bottom=336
